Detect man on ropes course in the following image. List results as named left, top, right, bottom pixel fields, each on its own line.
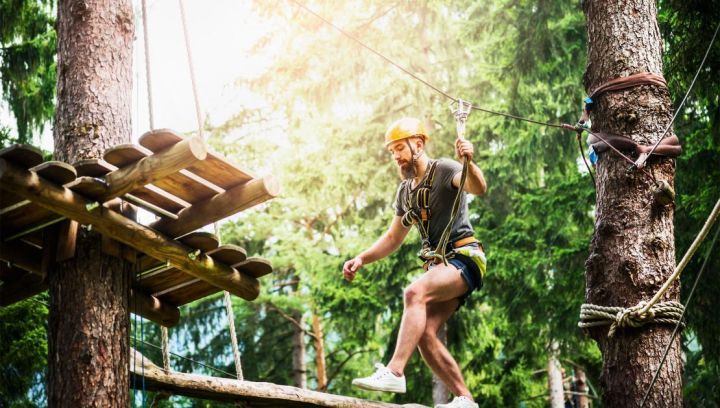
left=343, top=117, right=487, bottom=408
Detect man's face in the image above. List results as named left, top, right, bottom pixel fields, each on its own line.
left=387, top=138, right=420, bottom=179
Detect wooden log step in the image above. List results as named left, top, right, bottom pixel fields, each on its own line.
left=178, top=231, right=219, bottom=252
left=157, top=279, right=217, bottom=306
left=32, top=161, right=78, bottom=185
left=103, top=143, right=154, bottom=167
left=73, top=158, right=116, bottom=177
left=138, top=268, right=196, bottom=295
left=140, top=129, right=254, bottom=189
left=151, top=169, right=223, bottom=204
left=207, top=244, right=247, bottom=265
left=234, top=257, right=273, bottom=278
left=151, top=176, right=280, bottom=239
left=0, top=144, right=43, bottom=169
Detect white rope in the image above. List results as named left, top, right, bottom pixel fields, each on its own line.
left=141, top=0, right=155, bottom=129
left=161, top=326, right=170, bottom=371
left=177, top=0, right=204, bottom=138
left=224, top=291, right=244, bottom=380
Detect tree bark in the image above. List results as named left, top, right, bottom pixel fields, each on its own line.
left=547, top=347, right=564, bottom=408
left=573, top=365, right=590, bottom=408
left=292, top=310, right=308, bottom=389
left=312, top=312, right=328, bottom=391
left=49, top=0, right=133, bottom=406
left=583, top=1, right=681, bottom=407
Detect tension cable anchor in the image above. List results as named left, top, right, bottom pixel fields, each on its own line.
left=450, top=99, right=473, bottom=142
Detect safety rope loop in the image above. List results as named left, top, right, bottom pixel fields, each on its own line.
left=579, top=301, right=685, bottom=337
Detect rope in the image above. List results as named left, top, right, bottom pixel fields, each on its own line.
left=579, top=196, right=720, bottom=336
left=579, top=301, right=684, bottom=337
left=287, top=0, right=566, bottom=130
left=223, top=291, right=244, bottom=380
left=178, top=0, right=204, bottom=138
left=130, top=336, right=236, bottom=378
left=161, top=326, right=170, bottom=371
left=141, top=0, right=155, bottom=129
left=639, top=224, right=720, bottom=408
left=434, top=100, right=472, bottom=264
left=639, top=196, right=720, bottom=314
left=178, top=0, right=246, bottom=383
left=636, top=20, right=720, bottom=169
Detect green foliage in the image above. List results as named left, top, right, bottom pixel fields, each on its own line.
left=0, top=295, right=48, bottom=407
left=0, top=0, right=56, bottom=143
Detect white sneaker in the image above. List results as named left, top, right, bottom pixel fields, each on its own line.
left=351, top=363, right=406, bottom=393
left=436, top=396, right=479, bottom=408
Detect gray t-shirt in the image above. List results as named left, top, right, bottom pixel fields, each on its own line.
left=394, top=159, right=474, bottom=250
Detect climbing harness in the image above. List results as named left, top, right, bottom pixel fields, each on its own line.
left=400, top=159, right=440, bottom=261
left=398, top=100, right=475, bottom=266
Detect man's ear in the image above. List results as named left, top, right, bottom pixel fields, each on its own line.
left=414, top=138, right=425, bottom=157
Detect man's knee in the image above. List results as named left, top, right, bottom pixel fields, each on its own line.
left=403, top=284, right=426, bottom=305
left=417, top=330, right=438, bottom=352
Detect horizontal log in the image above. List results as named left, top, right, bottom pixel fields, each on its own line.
left=130, top=289, right=180, bottom=327
left=0, top=240, right=45, bottom=277
left=0, top=159, right=260, bottom=301
left=129, top=353, right=428, bottom=408
left=102, top=135, right=207, bottom=202
left=151, top=176, right=280, bottom=238
left=0, top=271, right=45, bottom=306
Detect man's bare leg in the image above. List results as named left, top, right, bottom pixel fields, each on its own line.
left=386, top=264, right=469, bottom=376
left=418, top=299, right=472, bottom=398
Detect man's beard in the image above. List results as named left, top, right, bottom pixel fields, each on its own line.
left=399, top=159, right=417, bottom=180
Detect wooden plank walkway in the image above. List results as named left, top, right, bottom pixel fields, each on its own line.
left=130, top=351, right=428, bottom=408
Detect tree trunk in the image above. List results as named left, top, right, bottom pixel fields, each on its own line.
left=547, top=348, right=564, bottom=408
left=573, top=365, right=590, bottom=408
left=49, top=0, right=133, bottom=406
left=312, top=312, right=328, bottom=391
left=292, top=310, right=307, bottom=389
left=583, top=1, right=681, bottom=407
left=431, top=324, right=449, bottom=406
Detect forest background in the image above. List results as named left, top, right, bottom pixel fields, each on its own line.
left=1, top=0, right=718, bottom=406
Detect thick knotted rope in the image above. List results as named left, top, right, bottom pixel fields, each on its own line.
left=579, top=301, right=685, bottom=337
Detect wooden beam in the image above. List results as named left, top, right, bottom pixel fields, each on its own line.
left=0, top=159, right=260, bottom=301
left=129, top=353, right=428, bottom=408
left=0, top=272, right=46, bottom=306
left=150, top=176, right=280, bottom=238
left=130, top=289, right=180, bottom=327
left=0, top=240, right=44, bottom=277
left=102, top=135, right=207, bottom=202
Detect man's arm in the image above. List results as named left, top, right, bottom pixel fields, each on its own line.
left=453, top=138, right=487, bottom=196
left=343, top=215, right=410, bottom=281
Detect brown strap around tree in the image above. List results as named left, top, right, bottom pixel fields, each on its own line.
left=588, top=72, right=667, bottom=100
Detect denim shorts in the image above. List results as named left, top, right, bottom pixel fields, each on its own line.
left=448, top=246, right=485, bottom=308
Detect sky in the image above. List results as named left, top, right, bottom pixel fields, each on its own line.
left=1, top=0, right=278, bottom=151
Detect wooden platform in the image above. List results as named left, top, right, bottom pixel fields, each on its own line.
left=130, top=350, right=428, bottom=408
left=0, top=130, right=280, bottom=326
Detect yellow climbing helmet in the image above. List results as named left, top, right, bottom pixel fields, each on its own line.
left=384, top=117, right=430, bottom=147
